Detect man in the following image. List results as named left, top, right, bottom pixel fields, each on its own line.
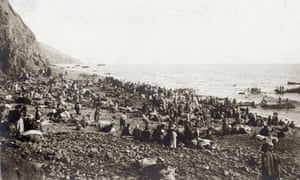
left=170, top=124, right=177, bottom=149
left=121, top=124, right=131, bottom=136
left=74, top=102, right=81, bottom=115
left=132, top=124, right=142, bottom=141
left=119, top=112, right=127, bottom=131
left=94, top=107, right=100, bottom=122
left=35, top=106, right=42, bottom=121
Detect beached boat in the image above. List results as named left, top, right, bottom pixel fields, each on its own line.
left=237, top=101, right=255, bottom=107
left=287, top=81, right=300, bottom=85
left=261, top=102, right=295, bottom=109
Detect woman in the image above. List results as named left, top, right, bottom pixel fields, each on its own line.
left=261, top=142, right=281, bottom=180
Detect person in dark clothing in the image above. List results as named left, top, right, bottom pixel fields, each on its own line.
left=132, top=124, right=142, bottom=140
left=259, top=125, right=270, bottom=137
left=8, top=107, right=21, bottom=125
left=261, top=143, right=281, bottom=180
left=35, top=106, right=41, bottom=121
left=141, top=126, right=151, bottom=142
left=152, top=124, right=166, bottom=143
left=184, top=122, right=193, bottom=143
left=74, top=102, right=81, bottom=115
left=121, top=124, right=131, bottom=136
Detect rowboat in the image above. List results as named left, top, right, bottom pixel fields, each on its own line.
left=275, top=86, right=300, bottom=94
left=287, top=81, right=300, bottom=85
left=261, top=102, right=295, bottom=109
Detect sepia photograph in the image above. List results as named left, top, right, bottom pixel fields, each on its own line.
left=1, top=0, right=300, bottom=179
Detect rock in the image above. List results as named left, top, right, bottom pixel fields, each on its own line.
left=105, top=152, right=114, bottom=161
left=137, top=158, right=157, bottom=169
left=0, top=0, right=48, bottom=75
left=224, top=170, right=230, bottom=176
left=91, top=147, right=98, bottom=153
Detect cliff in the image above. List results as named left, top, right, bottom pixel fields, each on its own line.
left=0, top=0, right=48, bottom=75
left=39, top=42, right=81, bottom=64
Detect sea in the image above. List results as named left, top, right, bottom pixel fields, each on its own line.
left=57, top=64, right=300, bottom=126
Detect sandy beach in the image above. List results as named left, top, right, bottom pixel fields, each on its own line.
left=0, top=66, right=299, bottom=180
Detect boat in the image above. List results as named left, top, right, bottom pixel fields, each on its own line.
left=261, top=102, right=295, bottom=109
left=237, top=101, right=255, bottom=107
left=286, top=86, right=300, bottom=93
left=275, top=86, right=300, bottom=94
left=82, top=66, right=89, bottom=68
left=97, top=64, right=106, bottom=66
left=287, top=81, right=300, bottom=85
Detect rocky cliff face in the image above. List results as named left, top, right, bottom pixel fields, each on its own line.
left=0, top=0, right=48, bottom=75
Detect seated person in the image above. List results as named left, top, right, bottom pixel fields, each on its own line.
left=141, top=126, right=151, bottom=142
left=259, top=125, right=270, bottom=137
left=121, top=124, right=131, bottom=136
left=132, top=124, right=142, bottom=140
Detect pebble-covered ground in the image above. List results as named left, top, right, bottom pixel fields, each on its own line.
left=1, top=120, right=300, bottom=179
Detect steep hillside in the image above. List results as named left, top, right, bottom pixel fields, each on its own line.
left=39, top=42, right=80, bottom=64
left=0, top=0, right=48, bottom=75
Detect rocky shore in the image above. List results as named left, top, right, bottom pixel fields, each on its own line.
left=1, top=67, right=300, bottom=180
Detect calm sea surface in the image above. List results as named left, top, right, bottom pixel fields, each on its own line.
left=58, top=64, right=300, bottom=125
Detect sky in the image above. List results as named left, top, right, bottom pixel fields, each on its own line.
left=9, top=0, right=300, bottom=64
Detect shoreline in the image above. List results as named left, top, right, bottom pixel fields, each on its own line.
left=55, top=64, right=300, bottom=127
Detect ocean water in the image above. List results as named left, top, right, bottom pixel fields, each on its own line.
left=58, top=64, right=300, bottom=125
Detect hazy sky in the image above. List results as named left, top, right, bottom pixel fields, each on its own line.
left=9, top=0, right=300, bottom=64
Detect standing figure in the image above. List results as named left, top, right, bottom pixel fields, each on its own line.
left=119, top=112, right=127, bottom=131
left=261, top=143, right=281, bottom=180
left=170, top=124, right=177, bottom=149
left=75, top=102, right=81, bottom=115
left=35, top=106, right=42, bottom=121
left=94, top=107, right=100, bottom=122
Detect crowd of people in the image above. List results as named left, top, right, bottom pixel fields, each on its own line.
left=0, top=67, right=295, bottom=179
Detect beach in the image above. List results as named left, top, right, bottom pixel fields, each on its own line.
left=1, top=66, right=300, bottom=179
left=60, top=63, right=300, bottom=125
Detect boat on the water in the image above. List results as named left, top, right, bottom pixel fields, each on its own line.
left=261, top=102, right=295, bottom=109
left=82, top=66, right=89, bottom=68
left=97, top=64, right=106, bottom=66
left=274, top=86, right=300, bottom=94
left=287, top=81, right=300, bottom=85
left=286, top=86, right=300, bottom=93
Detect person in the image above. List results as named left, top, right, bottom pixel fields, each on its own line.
left=170, top=124, right=177, bottom=149
left=119, top=112, right=127, bottom=131
left=259, top=125, right=270, bottom=137
left=74, top=102, right=81, bottom=115
left=121, top=124, right=131, bottom=136
left=35, top=106, right=42, bottom=121
left=152, top=124, right=166, bottom=143
left=184, top=122, right=193, bottom=143
left=141, top=126, right=151, bottom=142
left=261, top=142, right=281, bottom=180
left=94, top=107, right=100, bottom=122
left=132, top=124, right=142, bottom=140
